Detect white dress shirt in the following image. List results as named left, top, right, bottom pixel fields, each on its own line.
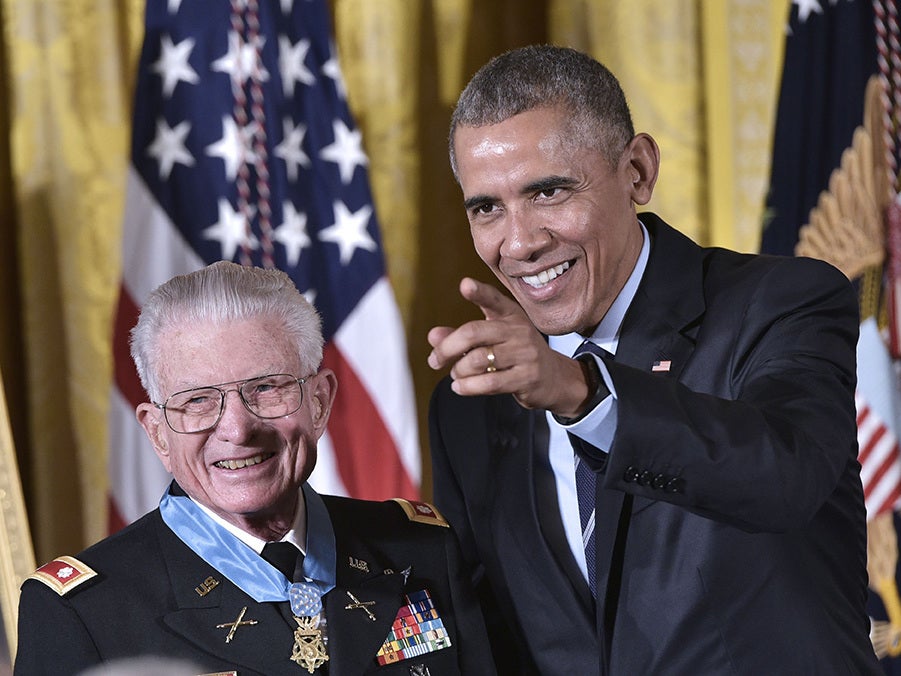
left=545, top=220, right=650, bottom=582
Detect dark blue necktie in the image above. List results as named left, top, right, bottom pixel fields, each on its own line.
left=574, top=450, right=597, bottom=597
left=568, top=340, right=612, bottom=599
left=261, top=541, right=302, bottom=581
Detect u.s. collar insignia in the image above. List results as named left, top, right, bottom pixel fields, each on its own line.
left=28, top=556, right=98, bottom=596
left=392, top=499, right=449, bottom=527
left=348, top=556, right=370, bottom=573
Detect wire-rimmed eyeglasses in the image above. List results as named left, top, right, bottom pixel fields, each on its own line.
left=154, top=373, right=309, bottom=434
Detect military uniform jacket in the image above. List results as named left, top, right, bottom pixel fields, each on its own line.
left=15, top=495, right=495, bottom=676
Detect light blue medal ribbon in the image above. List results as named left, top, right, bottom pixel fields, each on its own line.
left=159, top=483, right=336, bottom=606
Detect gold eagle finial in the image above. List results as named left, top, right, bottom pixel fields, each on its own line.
left=794, top=75, right=892, bottom=282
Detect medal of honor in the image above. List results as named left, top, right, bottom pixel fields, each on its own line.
left=289, top=582, right=328, bottom=672
left=291, top=614, right=329, bottom=673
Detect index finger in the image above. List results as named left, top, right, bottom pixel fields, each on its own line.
left=459, top=277, right=522, bottom=321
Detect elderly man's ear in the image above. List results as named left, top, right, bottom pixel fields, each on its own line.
left=135, top=403, right=172, bottom=470
left=309, top=369, right=337, bottom=435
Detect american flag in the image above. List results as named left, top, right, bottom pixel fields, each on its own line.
left=761, top=0, right=901, bottom=520
left=108, top=0, right=420, bottom=531
left=762, top=2, right=901, bottom=664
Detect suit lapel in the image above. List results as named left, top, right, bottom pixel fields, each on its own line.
left=490, top=394, right=597, bottom=620
left=616, top=214, right=704, bottom=376
left=530, top=405, right=595, bottom=604
left=594, top=215, right=707, bottom=671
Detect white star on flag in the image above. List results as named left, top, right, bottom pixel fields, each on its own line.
left=147, top=118, right=194, bottom=179
left=151, top=35, right=199, bottom=97
left=279, top=36, right=315, bottom=95
left=206, top=116, right=259, bottom=181
left=319, top=119, right=368, bottom=184
left=213, top=30, right=269, bottom=84
left=274, top=202, right=311, bottom=266
left=319, top=200, right=375, bottom=265
left=274, top=118, right=310, bottom=181
left=203, top=197, right=258, bottom=260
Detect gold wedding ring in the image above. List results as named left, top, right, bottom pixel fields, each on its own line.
left=486, top=349, right=497, bottom=373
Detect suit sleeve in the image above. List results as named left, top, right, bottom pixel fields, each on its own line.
left=15, top=579, right=102, bottom=674
left=429, top=387, right=540, bottom=674
left=600, top=256, right=861, bottom=532
left=438, top=519, right=498, bottom=675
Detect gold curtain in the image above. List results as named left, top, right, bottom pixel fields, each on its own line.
left=0, top=0, right=788, bottom=565
left=1, top=0, right=144, bottom=559
left=549, top=0, right=788, bottom=251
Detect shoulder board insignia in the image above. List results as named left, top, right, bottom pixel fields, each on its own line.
left=27, top=556, right=98, bottom=596
left=392, top=499, right=449, bottom=528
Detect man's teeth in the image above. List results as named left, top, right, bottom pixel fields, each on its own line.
left=522, top=261, right=570, bottom=288
left=215, top=454, right=267, bottom=470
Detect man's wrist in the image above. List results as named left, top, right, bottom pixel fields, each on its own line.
left=553, top=354, right=609, bottom=425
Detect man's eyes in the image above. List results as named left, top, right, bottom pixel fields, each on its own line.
left=536, top=187, right=565, bottom=200
left=470, top=202, right=497, bottom=216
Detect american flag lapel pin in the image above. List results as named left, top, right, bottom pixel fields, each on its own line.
left=652, top=359, right=672, bottom=373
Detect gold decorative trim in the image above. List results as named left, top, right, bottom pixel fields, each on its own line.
left=392, top=499, right=449, bottom=527
left=27, top=556, right=97, bottom=596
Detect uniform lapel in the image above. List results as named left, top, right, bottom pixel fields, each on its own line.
left=155, top=519, right=297, bottom=674
left=324, top=569, right=407, bottom=675
left=164, top=581, right=295, bottom=672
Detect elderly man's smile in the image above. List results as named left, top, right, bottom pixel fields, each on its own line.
left=213, top=452, right=275, bottom=470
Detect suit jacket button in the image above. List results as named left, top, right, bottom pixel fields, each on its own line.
left=666, top=477, right=685, bottom=494
left=652, top=473, right=668, bottom=490
left=623, top=466, right=640, bottom=483
left=638, top=470, right=654, bottom=486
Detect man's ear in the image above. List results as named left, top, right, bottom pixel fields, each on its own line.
left=621, top=132, right=660, bottom=206
left=309, top=369, right=338, bottom=437
left=136, top=403, right=172, bottom=473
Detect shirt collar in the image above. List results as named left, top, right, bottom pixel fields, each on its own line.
left=194, top=488, right=308, bottom=554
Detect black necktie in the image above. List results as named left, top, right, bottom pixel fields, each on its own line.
left=261, top=541, right=302, bottom=581
left=568, top=340, right=613, bottom=599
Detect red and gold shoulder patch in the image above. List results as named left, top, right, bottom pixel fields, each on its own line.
left=392, top=499, right=449, bottom=528
left=27, top=556, right=98, bottom=596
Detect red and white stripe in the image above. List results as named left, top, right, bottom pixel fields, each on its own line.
left=856, top=316, right=901, bottom=520
left=858, top=392, right=901, bottom=518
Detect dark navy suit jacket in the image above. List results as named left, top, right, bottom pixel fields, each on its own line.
left=430, top=214, right=881, bottom=675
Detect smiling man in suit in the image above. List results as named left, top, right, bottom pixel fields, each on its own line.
left=17, top=261, right=494, bottom=676
left=427, top=45, right=882, bottom=674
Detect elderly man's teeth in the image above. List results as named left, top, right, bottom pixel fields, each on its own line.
left=522, top=261, right=571, bottom=288
left=216, top=454, right=267, bottom=470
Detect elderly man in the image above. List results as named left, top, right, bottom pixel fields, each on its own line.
left=17, top=261, right=493, bottom=675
